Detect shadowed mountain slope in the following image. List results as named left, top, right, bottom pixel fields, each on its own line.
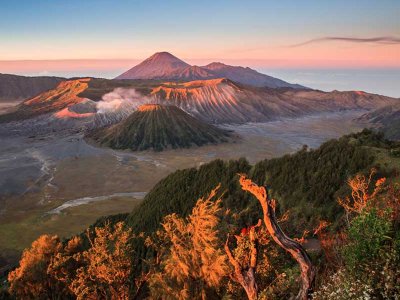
left=0, top=73, right=64, bottom=101
left=358, top=102, right=400, bottom=140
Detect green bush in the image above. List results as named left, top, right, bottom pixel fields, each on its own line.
left=343, top=209, right=391, bottom=271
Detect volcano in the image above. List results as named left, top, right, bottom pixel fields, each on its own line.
left=115, top=52, right=304, bottom=89
left=115, top=52, right=190, bottom=80
left=88, top=104, right=231, bottom=151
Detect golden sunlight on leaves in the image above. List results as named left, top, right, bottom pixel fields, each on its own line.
left=149, top=185, right=228, bottom=299
left=8, top=235, right=62, bottom=299
left=313, top=220, right=346, bottom=267
left=294, top=230, right=310, bottom=245
left=337, top=168, right=386, bottom=215
left=69, top=222, right=133, bottom=300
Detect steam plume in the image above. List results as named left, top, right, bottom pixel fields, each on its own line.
left=96, top=88, right=150, bottom=113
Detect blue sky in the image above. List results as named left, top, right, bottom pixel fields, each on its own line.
left=1, top=0, right=399, bottom=61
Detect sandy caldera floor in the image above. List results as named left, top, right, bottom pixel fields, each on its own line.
left=0, top=110, right=364, bottom=261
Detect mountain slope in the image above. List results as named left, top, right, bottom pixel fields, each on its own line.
left=115, top=51, right=303, bottom=89
left=0, top=73, right=64, bottom=101
left=358, top=102, right=400, bottom=140
left=150, top=78, right=398, bottom=123
left=88, top=104, right=231, bottom=151
left=0, top=78, right=91, bottom=122
left=202, top=62, right=305, bottom=88
left=168, top=65, right=216, bottom=81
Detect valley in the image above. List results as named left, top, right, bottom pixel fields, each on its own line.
left=0, top=52, right=396, bottom=270
left=2, top=2, right=400, bottom=298
left=0, top=108, right=364, bottom=261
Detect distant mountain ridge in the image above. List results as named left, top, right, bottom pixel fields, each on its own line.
left=201, top=62, right=304, bottom=89
left=115, top=52, right=304, bottom=89
left=1, top=77, right=398, bottom=125
left=0, top=73, right=65, bottom=101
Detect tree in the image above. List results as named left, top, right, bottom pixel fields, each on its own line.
left=47, top=236, right=84, bottom=297
left=337, top=168, right=384, bottom=216
left=149, top=186, right=228, bottom=299
left=68, top=222, right=133, bottom=300
left=8, top=235, right=63, bottom=299
left=239, top=175, right=315, bottom=300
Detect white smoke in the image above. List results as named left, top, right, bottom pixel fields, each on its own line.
left=92, top=88, right=153, bottom=127
left=96, top=88, right=150, bottom=114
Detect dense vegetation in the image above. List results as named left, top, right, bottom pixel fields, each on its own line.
left=2, top=129, right=400, bottom=299
left=127, top=129, right=391, bottom=235
left=89, top=104, right=231, bottom=151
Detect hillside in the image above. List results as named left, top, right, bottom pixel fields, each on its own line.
left=115, top=51, right=303, bottom=89
left=126, top=129, right=399, bottom=235
left=358, top=102, right=400, bottom=140
left=88, top=104, right=231, bottom=151
left=0, top=73, right=64, bottom=101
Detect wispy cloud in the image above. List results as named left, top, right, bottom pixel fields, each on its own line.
left=289, top=36, right=400, bottom=47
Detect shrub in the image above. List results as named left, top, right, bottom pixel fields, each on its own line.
left=342, top=210, right=391, bottom=272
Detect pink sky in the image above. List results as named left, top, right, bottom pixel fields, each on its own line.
left=1, top=42, right=399, bottom=78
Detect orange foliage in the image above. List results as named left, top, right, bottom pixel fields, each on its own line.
left=8, top=235, right=63, bottom=299
left=294, top=230, right=310, bottom=245
left=338, top=169, right=400, bottom=223
left=313, top=220, right=330, bottom=236
left=10, top=222, right=135, bottom=299
left=338, top=168, right=386, bottom=214
left=149, top=185, right=228, bottom=299
left=69, top=222, right=133, bottom=300
left=278, top=210, right=290, bottom=223
left=47, top=236, right=84, bottom=295
left=313, top=221, right=346, bottom=267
